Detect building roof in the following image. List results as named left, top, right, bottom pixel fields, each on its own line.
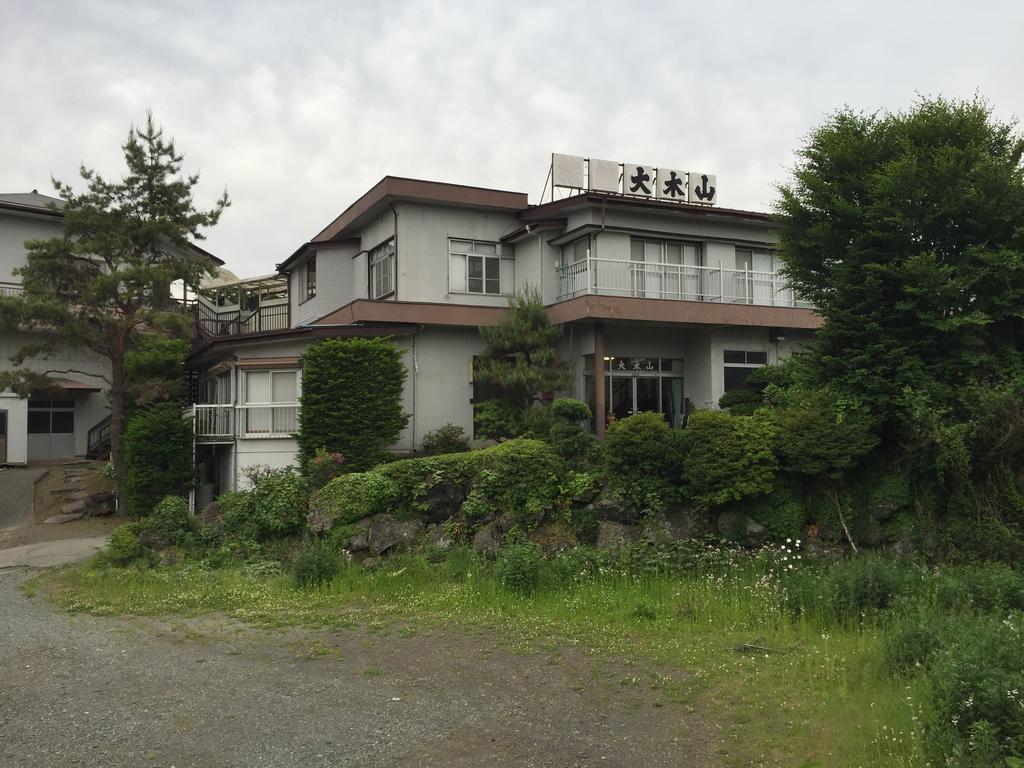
left=0, top=190, right=224, bottom=265
left=0, top=190, right=65, bottom=217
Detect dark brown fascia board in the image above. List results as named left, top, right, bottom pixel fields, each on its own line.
left=520, top=193, right=775, bottom=225
left=547, top=294, right=823, bottom=330
left=0, top=200, right=64, bottom=219
left=310, top=177, right=529, bottom=245
left=311, top=298, right=507, bottom=328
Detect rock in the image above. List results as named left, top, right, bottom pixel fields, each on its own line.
left=588, top=497, right=631, bottom=523
left=60, top=490, right=91, bottom=502
left=596, top=520, right=636, bottom=551
left=529, top=521, right=577, bottom=554
left=43, top=512, right=84, bottom=525
left=715, top=510, right=767, bottom=547
left=367, top=515, right=424, bottom=556
left=362, top=557, right=380, bottom=570
left=662, top=506, right=705, bottom=539
left=472, top=521, right=503, bottom=554
left=346, top=519, right=373, bottom=552
left=420, top=482, right=466, bottom=524
left=423, top=522, right=454, bottom=550
left=60, top=499, right=88, bottom=516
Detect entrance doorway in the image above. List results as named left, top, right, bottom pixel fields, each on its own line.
left=27, top=398, right=76, bottom=460
left=586, top=356, right=686, bottom=429
left=609, top=376, right=663, bottom=419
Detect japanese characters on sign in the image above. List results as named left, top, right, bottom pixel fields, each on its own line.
left=551, top=154, right=718, bottom=205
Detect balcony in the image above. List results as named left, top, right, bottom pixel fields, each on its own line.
left=193, top=299, right=290, bottom=338
left=0, top=281, right=24, bottom=297
left=186, top=403, right=299, bottom=441
left=555, top=257, right=812, bottom=308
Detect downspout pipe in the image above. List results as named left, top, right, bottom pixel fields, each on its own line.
left=389, top=199, right=399, bottom=298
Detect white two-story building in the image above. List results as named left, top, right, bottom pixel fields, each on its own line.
left=185, top=158, right=821, bottom=502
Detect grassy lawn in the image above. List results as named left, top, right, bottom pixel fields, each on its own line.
left=35, top=548, right=931, bottom=767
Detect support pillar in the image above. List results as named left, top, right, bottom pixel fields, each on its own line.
left=593, top=322, right=606, bottom=439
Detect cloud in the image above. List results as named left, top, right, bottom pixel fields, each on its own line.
left=2, top=0, right=1021, bottom=275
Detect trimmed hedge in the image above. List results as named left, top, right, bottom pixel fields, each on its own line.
left=308, top=438, right=564, bottom=533
left=123, top=402, right=194, bottom=518
left=298, top=337, right=409, bottom=473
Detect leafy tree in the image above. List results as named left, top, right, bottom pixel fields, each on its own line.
left=776, top=97, right=1024, bottom=429
left=475, top=286, right=570, bottom=408
left=124, top=336, right=190, bottom=412
left=298, top=337, right=409, bottom=472
left=0, top=113, right=228, bottom=496
left=123, top=402, right=194, bottom=517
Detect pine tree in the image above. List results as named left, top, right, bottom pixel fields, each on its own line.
left=475, top=286, right=570, bottom=408
left=0, top=113, right=228, bottom=500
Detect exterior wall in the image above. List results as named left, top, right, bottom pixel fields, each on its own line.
left=393, top=202, right=519, bottom=307
left=0, top=393, right=28, bottom=465
left=405, top=327, right=483, bottom=447
left=291, top=242, right=359, bottom=327
left=0, top=210, right=61, bottom=283
left=235, top=438, right=299, bottom=490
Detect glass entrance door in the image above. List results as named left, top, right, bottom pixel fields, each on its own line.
left=635, top=377, right=659, bottom=414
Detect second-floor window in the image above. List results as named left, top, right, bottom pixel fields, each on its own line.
left=369, top=238, right=396, bottom=299
left=449, top=239, right=510, bottom=295
left=298, top=255, right=316, bottom=304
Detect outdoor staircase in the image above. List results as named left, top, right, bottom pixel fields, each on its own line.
left=85, top=415, right=111, bottom=460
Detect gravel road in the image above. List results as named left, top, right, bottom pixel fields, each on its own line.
left=0, top=569, right=712, bottom=767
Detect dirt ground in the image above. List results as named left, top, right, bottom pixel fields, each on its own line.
left=0, top=462, right=126, bottom=550
left=0, top=569, right=714, bottom=768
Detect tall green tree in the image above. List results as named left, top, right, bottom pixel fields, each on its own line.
left=475, top=286, right=570, bottom=408
left=0, top=113, right=228, bottom=497
left=776, top=97, right=1024, bottom=429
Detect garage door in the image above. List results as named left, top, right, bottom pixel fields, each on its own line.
left=27, top=399, right=76, bottom=460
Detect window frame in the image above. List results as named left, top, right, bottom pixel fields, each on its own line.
left=368, top=238, right=396, bottom=300
left=241, top=369, right=301, bottom=406
left=448, top=238, right=511, bottom=296
left=722, top=349, right=768, bottom=393
left=299, top=254, right=317, bottom=304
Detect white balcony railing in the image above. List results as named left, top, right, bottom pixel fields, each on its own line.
left=0, top=281, right=24, bottom=298
left=555, top=257, right=813, bottom=308
left=186, top=403, right=299, bottom=440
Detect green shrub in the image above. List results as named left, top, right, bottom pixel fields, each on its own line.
left=924, top=613, right=1024, bottom=764
left=420, top=423, right=471, bottom=455
left=717, top=388, right=763, bottom=415
left=934, top=563, right=1024, bottom=613
left=292, top=539, right=342, bottom=588
left=826, top=554, right=912, bottom=621
left=149, top=495, right=190, bottom=536
left=602, top=412, right=681, bottom=514
left=100, top=523, right=150, bottom=567
left=883, top=618, right=945, bottom=675
left=298, top=337, right=409, bottom=472
left=771, top=389, right=878, bottom=478
left=123, top=402, right=194, bottom=518
left=678, top=410, right=777, bottom=511
left=223, top=468, right=308, bottom=541
left=741, top=483, right=807, bottom=540
left=309, top=439, right=562, bottom=533
left=306, top=448, right=345, bottom=491
left=493, top=540, right=544, bottom=593
left=551, top=397, right=591, bottom=423
left=473, top=399, right=523, bottom=440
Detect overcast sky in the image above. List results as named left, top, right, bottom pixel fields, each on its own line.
left=2, top=1, right=1022, bottom=276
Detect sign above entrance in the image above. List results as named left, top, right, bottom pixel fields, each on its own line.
left=551, top=154, right=718, bottom=206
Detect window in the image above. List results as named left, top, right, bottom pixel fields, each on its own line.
left=241, top=369, right=299, bottom=436
left=628, top=238, right=702, bottom=298
left=27, top=399, right=75, bottom=435
left=369, top=239, right=396, bottom=299
left=722, top=349, right=768, bottom=393
left=561, top=236, right=591, bottom=265
left=299, top=255, right=317, bottom=303
left=449, top=239, right=511, bottom=295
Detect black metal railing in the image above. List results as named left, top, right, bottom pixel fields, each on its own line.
left=86, top=414, right=112, bottom=459
left=193, top=300, right=290, bottom=338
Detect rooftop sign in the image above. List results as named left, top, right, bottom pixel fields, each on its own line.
left=551, top=153, right=717, bottom=205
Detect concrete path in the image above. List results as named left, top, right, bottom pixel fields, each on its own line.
left=0, top=536, right=109, bottom=569
left=0, top=467, right=48, bottom=531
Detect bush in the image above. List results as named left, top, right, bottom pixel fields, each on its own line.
left=473, top=399, right=523, bottom=440
left=309, top=439, right=563, bottom=534
left=826, top=554, right=913, bottom=621
left=884, top=618, right=945, bottom=675
left=933, top=563, right=1024, bottom=613
left=306, top=448, right=345, bottom=491
left=550, top=397, right=591, bottom=423
left=923, top=613, right=1024, bottom=764
left=298, top=337, right=409, bottom=472
left=292, top=540, right=342, bottom=588
left=123, top=402, right=194, bottom=517
left=602, top=412, right=681, bottom=514
left=718, top=388, right=763, bottom=415
left=493, top=540, right=544, bottom=594
left=678, top=410, right=778, bottom=511
left=100, top=524, right=150, bottom=567
left=420, top=423, right=471, bottom=455
left=223, top=468, right=308, bottom=541
left=741, top=483, right=807, bottom=540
